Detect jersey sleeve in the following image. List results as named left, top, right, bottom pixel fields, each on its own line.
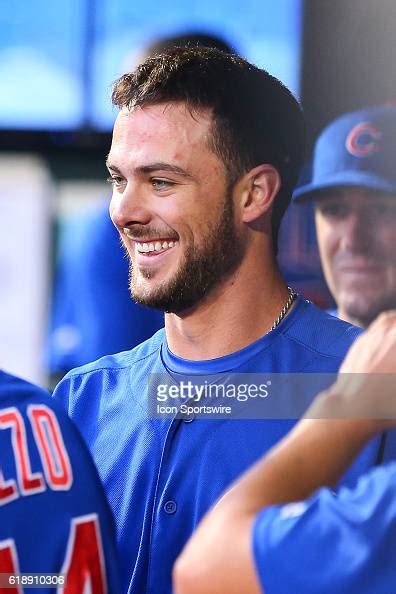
left=252, top=462, right=396, bottom=594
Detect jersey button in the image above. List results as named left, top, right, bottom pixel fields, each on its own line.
left=163, top=500, right=177, bottom=514
left=183, top=415, right=195, bottom=423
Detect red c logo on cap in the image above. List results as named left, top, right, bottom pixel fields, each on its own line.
left=346, top=122, right=382, bottom=157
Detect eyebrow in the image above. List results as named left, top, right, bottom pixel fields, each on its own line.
left=106, top=160, right=193, bottom=179
left=105, top=160, right=121, bottom=173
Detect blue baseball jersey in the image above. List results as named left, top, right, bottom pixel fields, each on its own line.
left=53, top=297, right=392, bottom=594
left=48, top=203, right=164, bottom=373
left=253, top=462, right=396, bottom=594
left=0, top=370, right=120, bottom=593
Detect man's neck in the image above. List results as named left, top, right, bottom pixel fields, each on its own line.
left=164, top=260, right=290, bottom=360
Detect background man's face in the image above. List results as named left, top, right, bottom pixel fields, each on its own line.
left=107, top=102, right=245, bottom=313
left=314, top=186, right=396, bottom=327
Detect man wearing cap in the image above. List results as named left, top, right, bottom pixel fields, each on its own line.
left=294, top=104, right=396, bottom=328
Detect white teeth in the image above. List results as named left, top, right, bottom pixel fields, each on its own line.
left=136, top=240, right=178, bottom=253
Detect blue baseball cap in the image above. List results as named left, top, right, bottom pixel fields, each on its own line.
left=293, top=104, right=396, bottom=202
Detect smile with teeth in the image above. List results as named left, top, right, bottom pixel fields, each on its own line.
left=136, top=240, right=178, bottom=254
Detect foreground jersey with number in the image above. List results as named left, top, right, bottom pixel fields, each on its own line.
left=253, top=462, right=396, bottom=594
left=0, top=370, right=120, bottom=593
left=53, top=297, right=393, bottom=594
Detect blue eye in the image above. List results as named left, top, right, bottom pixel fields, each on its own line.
left=151, top=178, right=173, bottom=190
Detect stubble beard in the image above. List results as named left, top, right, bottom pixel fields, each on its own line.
left=127, top=194, right=245, bottom=314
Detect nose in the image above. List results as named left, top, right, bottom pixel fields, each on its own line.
left=109, top=183, right=152, bottom=230
left=340, top=210, right=373, bottom=253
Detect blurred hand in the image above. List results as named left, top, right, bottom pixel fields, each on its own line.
left=335, top=311, right=396, bottom=428
left=340, top=311, right=396, bottom=374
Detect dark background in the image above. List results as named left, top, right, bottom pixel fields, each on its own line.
left=302, top=0, right=396, bottom=152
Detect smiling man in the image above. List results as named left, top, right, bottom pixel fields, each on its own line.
left=107, top=104, right=242, bottom=319
left=294, top=104, right=396, bottom=328
left=53, top=48, right=390, bottom=594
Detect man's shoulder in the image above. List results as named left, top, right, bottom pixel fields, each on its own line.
left=283, top=298, right=362, bottom=360
left=58, top=328, right=165, bottom=382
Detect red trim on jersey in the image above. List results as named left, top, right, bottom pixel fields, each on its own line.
left=0, top=468, right=18, bottom=506
left=28, top=406, right=73, bottom=490
left=0, top=539, right=22, bottom=594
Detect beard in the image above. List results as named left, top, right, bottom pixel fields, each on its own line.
left=127, top=193, right=246, bottom=314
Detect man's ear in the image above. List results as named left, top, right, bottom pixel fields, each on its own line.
left=238, top=164, right=281, bottom=224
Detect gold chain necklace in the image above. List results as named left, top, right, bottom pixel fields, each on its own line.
left=271, top=286, right=297, bottom=331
